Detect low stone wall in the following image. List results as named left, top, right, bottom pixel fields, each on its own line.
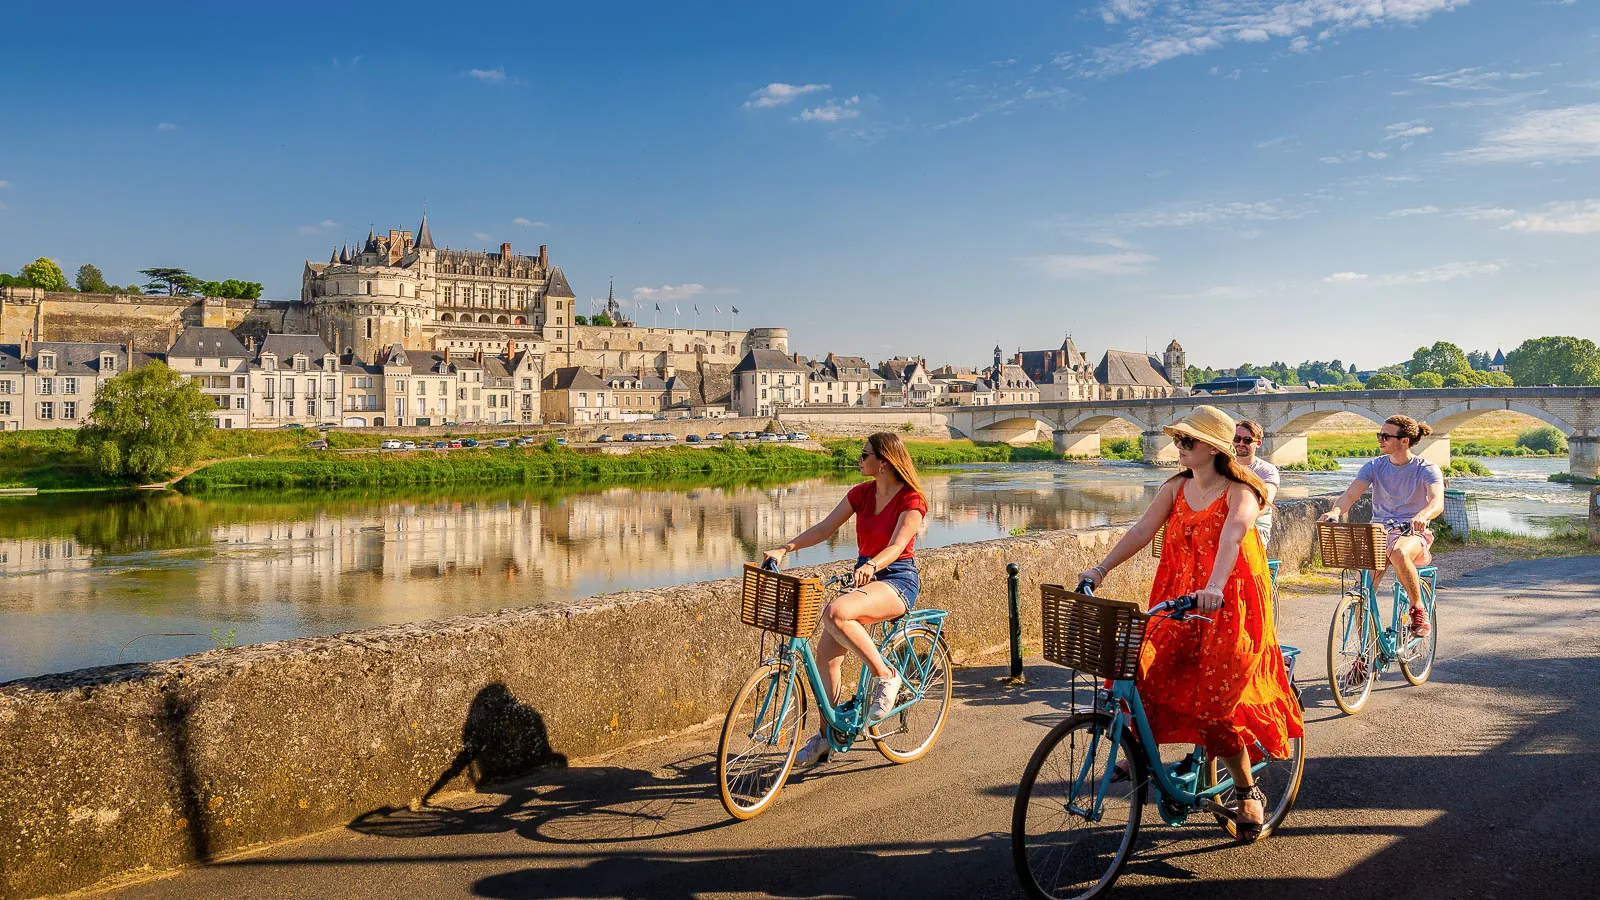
left=779, top=406, right=960, bottom=439
left=0, top=496, right=1335, bottom=898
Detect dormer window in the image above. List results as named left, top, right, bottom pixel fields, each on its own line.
left=39, top=353, right=55, bottom=371
left=293, top=356, right=308, bottom=373
left=101, top=354, right=116, bottom=372
left=264, top=357, right=276, bottom=372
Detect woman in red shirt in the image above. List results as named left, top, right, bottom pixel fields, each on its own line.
left=763, top=431, right=929, bottom=766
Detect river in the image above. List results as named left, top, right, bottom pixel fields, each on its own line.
left=0, top=457, right=1586, bottom=682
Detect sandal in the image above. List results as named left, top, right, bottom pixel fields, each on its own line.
left=1234, top=782, right=1267, bottom=842
left=1409, top=605, right=1431, bottom=639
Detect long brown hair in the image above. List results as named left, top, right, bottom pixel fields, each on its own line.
left=1168, top=449, right=1269, bottom=506
left=865, top=432, right=925, bottom=501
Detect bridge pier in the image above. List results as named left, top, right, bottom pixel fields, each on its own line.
left=1413, top=435, right=1451, bottom=469
left=1261, top=433, right=1308, bottom=467
left=1142, top=431, right=1179, bottom=466
left=1054, top=431, right=1101, bottom=458
left=1571, top=436, right=1600, bottom=480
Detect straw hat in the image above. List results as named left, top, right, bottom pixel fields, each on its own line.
left=1163, top=405, right=1237, bottom=456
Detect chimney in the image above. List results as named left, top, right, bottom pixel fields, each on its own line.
left=500, top=242, right=513, bottom=258
left=793, top=352, right=800, bottom=364
left=506, top=338, right=516, bottom=357
left=475, top=348, right=484, bottom=365
left=538, top=244, right=548, bottom=267
left=444, top=346, right=452, bottom=365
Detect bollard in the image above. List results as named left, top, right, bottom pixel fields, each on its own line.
left=1006, top=562, right=1025, bottom=684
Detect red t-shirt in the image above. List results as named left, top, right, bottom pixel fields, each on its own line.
left=847, top=481, right=928, bottom=562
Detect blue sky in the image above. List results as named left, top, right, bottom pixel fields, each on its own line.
left=1, top=1, right=1596, bottom=371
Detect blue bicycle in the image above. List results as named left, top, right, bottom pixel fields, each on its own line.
left=1321, top=521, right=1439, bottom=715
left=1011, top=583, right=1306, bottom=900
left=717, top=566, right=953, bottom=819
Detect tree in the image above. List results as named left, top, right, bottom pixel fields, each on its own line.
left=76, top=263, right=112, bottom=293
left=1443, top=369, right=1514, bottom=388
left=1505, top=336, right=1600, bottom=386
left=573, top=315, right=589, bottom=325
left=1466, top=350, right=1492, bottom=371
left=1517, top=426, right=1568, bottom=455
left=78, top=361, right=215, bottom=481
left=591, top=313, right=615, bottom=327
left=22, top=257, right=69, bottom=291
left=1410, top=371, right=1444, bottom=388
left=0, top=273, right=28, bottom=288
left=1363, top=371, right=1411, bottom=390
left=139, top=267, right=204, bottom=296
left=198, top=279, right=263, bottom=299
left=1407, top=341, right=1471, bottom=378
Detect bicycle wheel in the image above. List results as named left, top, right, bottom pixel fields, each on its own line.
left=1012, top=713, right=1145, bottom=900
left=1202, top=714, right=1306, bottom=840
left=872, top=628, right=953, bottom=763
left=717, top=662, right=807, bottom=820
left=1400, top=582, right=1437, bottom=686
left=1326, top=592, right=1377, bottom=715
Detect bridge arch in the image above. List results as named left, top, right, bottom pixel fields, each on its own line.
left=1265, top=402, right=1387, bottom=435
left=1428, top=400, right=1575, bottom=436
left=1057, top=410, right=1155, bottom=434
left=969, top=414, right=1052, bottom=446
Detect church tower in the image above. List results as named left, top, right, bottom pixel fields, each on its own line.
left=1163, top=339, right=1187, bottom=387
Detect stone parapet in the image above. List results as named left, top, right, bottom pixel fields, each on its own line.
left=0, top=496, right=1335, bottom=898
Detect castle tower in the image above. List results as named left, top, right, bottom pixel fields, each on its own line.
left=993, top=343, right=1002, bottom=374
left=1164, top=339, right=1186, bottom=387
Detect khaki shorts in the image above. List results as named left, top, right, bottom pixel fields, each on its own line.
left=1386, top=527, right=1434, bottom=568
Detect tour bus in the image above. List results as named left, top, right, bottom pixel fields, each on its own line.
left=1191, top=375, right=1274, bottom=396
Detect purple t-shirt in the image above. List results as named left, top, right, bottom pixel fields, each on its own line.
left=1357, top=455, right=1443, bottom=524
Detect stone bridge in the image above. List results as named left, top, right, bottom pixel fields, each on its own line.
left=948, top=387, right=1600, bottom=477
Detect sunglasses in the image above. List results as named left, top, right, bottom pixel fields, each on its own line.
left=1174, top=436, right=1198, bottom=451
left=1376, top=431, right=1402, bottom=442
left=1232, top=436, right=1257, bottom=445
left=858, top=449, right=875, bottom=460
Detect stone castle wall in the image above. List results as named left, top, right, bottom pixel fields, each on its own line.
left=0, top=289, right=253, bottom=352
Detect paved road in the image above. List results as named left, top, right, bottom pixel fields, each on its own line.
left=101, top=556, right=1600, bottom=899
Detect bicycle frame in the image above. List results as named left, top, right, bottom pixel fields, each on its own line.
left=752, top=608, right=949, bottom=755
left=1341, top=565, right=1438, bottom=669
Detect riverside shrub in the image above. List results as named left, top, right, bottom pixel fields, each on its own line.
left=1516, top=426, right=1568, bottom=455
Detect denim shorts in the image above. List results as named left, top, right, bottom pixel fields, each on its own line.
left=859, top=555, right=919, bottom=611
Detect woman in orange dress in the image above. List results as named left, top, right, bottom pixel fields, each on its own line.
left=1079, top=406, right=1303, bottom=840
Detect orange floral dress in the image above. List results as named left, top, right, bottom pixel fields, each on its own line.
left=1138, top=484, right=1304, bottom=759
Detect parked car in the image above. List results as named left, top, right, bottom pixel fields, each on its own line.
left=685, top=434, right=703, bottom=443
left=433, top=441, right=450, bottom=449
left=623, top=433, right=639, bottom=442
left=401, top=440, right=417, bottom=451
left=461, top=438, right=480, bottom=448
left=316, top=422, right=338, bottom=430
left=305, top=439, right=330, bottom=450
left=499, top=419, right=517, bottom=425
left=380, top=439, right=403, bottom=450
left=759, top=433, right=783, bottom=442
left=279, top=422, right=305, bottom=429
left=661, top=433, right=677, bottom=441
left=493, top=438, right=512, bottom=448
left=555, top=437, right=567, bottom=446
left=597, top=434, right=615, bottom=443
left=448, top=439, right=464, bottom=449
left=706, top=432, right=724, bottom=440
left=791, top=432, right=810, bottom=441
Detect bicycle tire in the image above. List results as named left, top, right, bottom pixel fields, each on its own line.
left=872, top=629, right=953, bottom=764
left=1012, top=713, right=1145, bottom=900
left=1202, top=700, right=1306, bottom=840
left=1326, top=592, right=1377, bottom=715
left=1400, top=582, right=1437, bottom=686
left=717, top=662, right=807, bottom=820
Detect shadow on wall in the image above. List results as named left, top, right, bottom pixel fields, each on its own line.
left=422, top=682, right=568, bottom=804
left=157, top=687, right=212, bottom=864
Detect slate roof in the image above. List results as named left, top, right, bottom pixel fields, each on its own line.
left=544, top=366, right=607, bottom=391
left=255, top=334, right=336, bottom=369
left=169, top=327, right=249, bottom=359
left=416, top=214, right=436, bottom=250
left=1492, top=349, right=1507, bottom=366
left=731, top=349, right=809, bottom=374
left=546, top=266, right=575, bottom=299
left=1096, top=350, right=1174, bottom=388
left=598, top=370, right=669, bottom=391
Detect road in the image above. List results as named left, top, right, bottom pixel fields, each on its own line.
left=96, top=555, right=1600, bottom=899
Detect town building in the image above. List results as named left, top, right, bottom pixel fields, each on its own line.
left=1096, top=348, right=1183, bottom=401
left=1007, top=337, right=1098, bottom=402
left=805, top=353, right=885, bottom=406
left=878, top=357, right=938, bottom=406
left=166, top=327, right=252, bottom=429
left=0, top=340, right=158, bottom=432
left=247, top=334, right=343, bottom=428
left=983, top=359, right=1041, bottom=405
left=1490, top=349, right=1507, bottom=373
left=730, top=350, right=810, bottom=418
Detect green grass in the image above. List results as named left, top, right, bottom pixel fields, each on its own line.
left=1443, top=458, right=1494, bottom=477
left=1435, top=526, right=1595, bottom=559
left=1280, top=455, right=1343, bottom=472
left=1307, top=433, right=1562, bottom=459
left=821, top=438, right=1060, bottom=467
left=1549, top=472, right=1600, bottom=485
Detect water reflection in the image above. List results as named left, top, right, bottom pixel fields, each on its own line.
left=0, top=457, right=1583, bottom=682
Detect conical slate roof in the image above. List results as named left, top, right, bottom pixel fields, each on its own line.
left=416, top=214, right=435, bottom=250
left=546, top=266, right=575, bottom=298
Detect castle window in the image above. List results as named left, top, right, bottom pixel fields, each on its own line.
left=365, top=320, right=373, bottom=340
left=365, top=282, right=371, bottom=294
left=479, top=288, right=490, bottom=304
left=443, top=287, right=453, bottom=303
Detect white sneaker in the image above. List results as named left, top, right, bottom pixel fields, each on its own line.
left=794, top=733, right=829, bottom=766
left=867, top=673, right=904, bottom=722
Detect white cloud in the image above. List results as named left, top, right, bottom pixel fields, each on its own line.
left=1326, top=261, right=1502, bottom=286
left=1503, top=199, right=1600, bottom=234
left=632, top=283, right=708, bottom=303
left=1077, top=0, right=1468, bottom=75
left=156, top=122, right=177, bottom=131
left=296, top=219, right=339, bottom=235
left=512, top=217, right=548, bottom=228
left=1320, top=150, right=1389, bottom=163
left=798, top=95, right=861, bottom=122
left=1454, top=205, right=1517, bottom=221
left=1415, top=67, right=1541, bottom=91
left=743, top=83, right=829, bottom=109
left=1457, top=103, right=1600, bottom=163
left=473, top=232, right=493, bottom=242
left=1383, top=120, right=1433, bottom=142
left=465, top=67, right=508, bottom=84
left=1093, top=199, right=1310, bottom=233
left=1384, top=206, right=1440, bottom=218
left=1026, top=252, right=1157, bottom=279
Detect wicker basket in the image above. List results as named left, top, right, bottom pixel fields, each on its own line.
left=1317, top=522, right=1388, bottom=571
left=1041, top=584, right=1150, bottom=680
left=1150, top=523, right=1166, bottom=559
left=740, top=564, right=824, bottom=637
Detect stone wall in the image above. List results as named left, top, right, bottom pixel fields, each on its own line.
left=779, top=406, right=961, bottom=439
left=0, top=289, right=255, bottom=351
left=0, top=497, right=1335, bottom=898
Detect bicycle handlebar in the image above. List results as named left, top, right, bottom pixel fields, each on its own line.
left=1077, top=580, right=1202, bottom=621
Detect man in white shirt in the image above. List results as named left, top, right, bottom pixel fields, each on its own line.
left=1234, top=419, right=1279, bottom=548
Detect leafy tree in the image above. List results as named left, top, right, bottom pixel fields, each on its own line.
left=1505, top=336, right=1600, bottom=386
left=0, top=273, right=28, bottom=288
left=1407, top=341, right=1471, bottom=378
left=76, top=263, right=113, bottom=293
left=78, top=361, right=215, bottom=481
left=591, top=313, right=615, bottom=327
left=198, top=279, right=263, bottom=299
left=1363, top=371, right=1411, bottom=390
left=573, top=315, right=589, bottom=325
left=1466, top=350, right=1492, bottom=371
left=1410, top=371, right=1444, bottom=388
left=139, top=267, right=205, bottom=296
left=22, top=257, right=69, bottom=291
left=1517, top=426, right=1568, bottom=455
left=1443, top=370, right=1514, bottom=388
